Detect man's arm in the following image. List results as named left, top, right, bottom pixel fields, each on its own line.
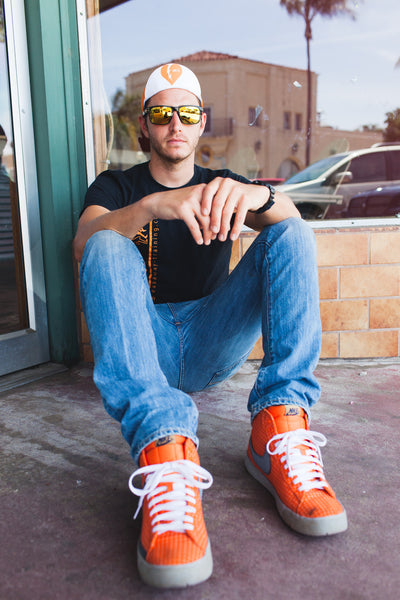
left=73, top=184, right=215, bottom=262
left=73, top=201, right=153, bottom=262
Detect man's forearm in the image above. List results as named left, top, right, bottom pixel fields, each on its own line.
left=73, top=198, right=154, bottom=262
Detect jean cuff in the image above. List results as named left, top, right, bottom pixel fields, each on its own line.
left=132, top=429, right=200, bottom=464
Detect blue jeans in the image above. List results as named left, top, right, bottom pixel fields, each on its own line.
left=79, top=218, right=321, bottom=463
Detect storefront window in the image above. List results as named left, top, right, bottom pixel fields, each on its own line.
left=0, top=0, right=27, bottom=334
left=83, top=0, right=400, bottom=220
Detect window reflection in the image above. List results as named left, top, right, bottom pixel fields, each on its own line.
left=85, top=0, right=400, bottom=220
left=0, top=1, right=28, bottom=334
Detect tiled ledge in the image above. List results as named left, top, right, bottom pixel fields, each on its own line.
left=77, top=224, right=400, bottom=362
left=243, top=224, right=400, bottom=359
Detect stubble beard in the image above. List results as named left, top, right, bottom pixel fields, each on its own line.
left=148, top=131, right=199, bottom=167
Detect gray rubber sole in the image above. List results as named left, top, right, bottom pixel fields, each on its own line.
left=245, top=454, right=348, bottom=537
left=137, top=540, right=213, bottom=589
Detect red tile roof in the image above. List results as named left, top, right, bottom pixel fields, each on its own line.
left=173, top=51, right=239, bottom=62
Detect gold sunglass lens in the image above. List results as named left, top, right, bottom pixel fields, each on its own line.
left=178, top=106, right=202, bottom=124
left=149, top=106, right=172, bottom=124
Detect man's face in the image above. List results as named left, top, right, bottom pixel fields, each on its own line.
left=139, top=88, right=206, bottom=165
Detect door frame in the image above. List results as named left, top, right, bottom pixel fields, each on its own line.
left=0, top=0, right=50, bottom=376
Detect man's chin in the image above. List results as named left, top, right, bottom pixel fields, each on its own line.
left=158, top=150, right=192, bottom=164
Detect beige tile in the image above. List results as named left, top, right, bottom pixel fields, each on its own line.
left=82, top=344, right=94, bottom=363
left=321, top=333, right=338, bottom=358
left=229, top=239, right=240, bottom=271
left=340, top=266, right=400, bottom=298
left=316, top=231, right=369, bottom=267
left=371, top=230, right=400, bottom=264
left=80, top=313, right=90, bottom=344
left=340, top=330, right=398, bottom=358
left=320, top=300, right=368, bottom=331
left=241, top=235, right=256, bottom=255
left=318, top=268, right=337, bottom=300
left=248, top=336, right=263, bottom=360
left=370, top=298, right=400, bottom=329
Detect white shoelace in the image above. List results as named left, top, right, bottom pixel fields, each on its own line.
left=267, top=429, right=329, bottom=493
left=128, top=460, right=213, bottom=535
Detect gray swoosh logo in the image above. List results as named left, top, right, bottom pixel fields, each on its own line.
left=249, top=439, right=271, bottom=475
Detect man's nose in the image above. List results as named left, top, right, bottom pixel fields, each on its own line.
left=169, top=110, right=182, bottom=130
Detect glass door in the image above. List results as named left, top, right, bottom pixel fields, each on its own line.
left=0, top=0, right=49, bottom=376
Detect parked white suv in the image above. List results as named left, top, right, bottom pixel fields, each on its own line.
left=276, top=144, right=400, bottom=220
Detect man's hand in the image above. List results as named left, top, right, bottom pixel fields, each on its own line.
left=200, top=177, right=301, bottom=239
left=142, top=184, right=215, bottom=246
left=146, top=178, right=274, bottom=245
left=199, top=177, right=271, bottom=241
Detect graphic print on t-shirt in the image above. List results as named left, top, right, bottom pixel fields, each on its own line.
left=133, top=227, right=148, bottom=246
left=133, top=220, right=159, bottom=301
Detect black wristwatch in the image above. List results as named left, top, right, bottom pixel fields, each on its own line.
left=249, top=181, right=276, bottom=214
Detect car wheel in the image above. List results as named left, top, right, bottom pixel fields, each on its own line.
left=297, top=203, right=324, bottom=220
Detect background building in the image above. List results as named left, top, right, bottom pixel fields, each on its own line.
left=125, top=51, right=381, bottom=179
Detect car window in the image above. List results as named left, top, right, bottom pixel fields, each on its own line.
left=389, top=151, right=400, bottom=180
left=366, top=194, right=398, bottom=217
left=347, top=153, right=386, bottom=183
left=284, top=153, right=347, bottom=185
left=347, top=191, right=400, bottom=218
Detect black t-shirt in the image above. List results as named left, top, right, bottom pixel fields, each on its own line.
left=82, top=162, right=249, bottom=303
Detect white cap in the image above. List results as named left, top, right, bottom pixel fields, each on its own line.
left=141, top=63, right=202, bottom=110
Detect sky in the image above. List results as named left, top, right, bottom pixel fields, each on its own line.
left=98, top=0, right=400, bottom=132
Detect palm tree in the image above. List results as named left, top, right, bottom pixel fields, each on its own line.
left=280, top=0, right=357, bottom=165
left=111, top=89, right=141, bottom=151
left=0, top=8, right=5, bottom=43
left=107, top=90, right=144, bottom=167
left=383, top=108, right=400, bottom=142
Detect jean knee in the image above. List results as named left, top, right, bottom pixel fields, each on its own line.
left=259, top=217, right=316, bottom=252
left=83, top=230, right=144, bottom=268
left=83, top=230, right=131, bottom=259
left=80, top=230, right=148, bottom=297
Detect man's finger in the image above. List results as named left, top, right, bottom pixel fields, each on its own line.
left=208, top=178, right=234, bottom=234
left=230, top=202, right=248, bottom=240
left=218, top=192, right=239, bottom=241
left=182, top=210, right=205, bottom=245
left=200, top=178, right=221, bottom=217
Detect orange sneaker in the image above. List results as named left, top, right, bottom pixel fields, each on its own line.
left=245, top=405, right=347, bottom=536
left=128, top=435, right=213, bottom=588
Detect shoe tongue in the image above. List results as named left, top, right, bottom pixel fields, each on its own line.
left=267, top=405, right=307, bottom=433
left=141, top=435, right=187, bottom=466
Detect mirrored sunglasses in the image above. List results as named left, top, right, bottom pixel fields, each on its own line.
left=143, top=105, right=204, bottom=125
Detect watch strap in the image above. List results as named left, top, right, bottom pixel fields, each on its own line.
left=249, top=181, right=276, bottom=214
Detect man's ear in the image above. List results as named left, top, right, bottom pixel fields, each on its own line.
left=139, top=115, right=149, bottom=139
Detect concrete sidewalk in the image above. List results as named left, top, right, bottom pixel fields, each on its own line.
left=0, top=360, right=399, bottom=600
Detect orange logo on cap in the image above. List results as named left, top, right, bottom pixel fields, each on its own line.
left=160, top=64, right=182, bottom=85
